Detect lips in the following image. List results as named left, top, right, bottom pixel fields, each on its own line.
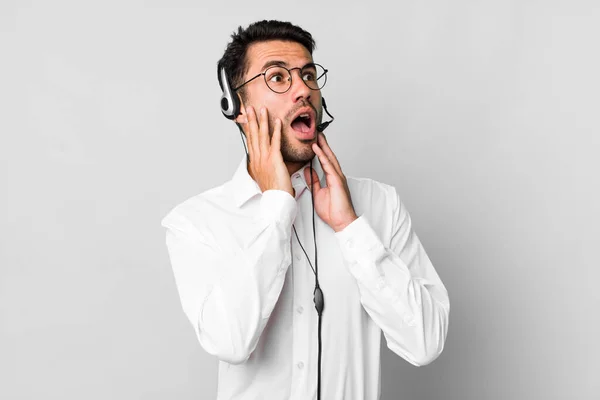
left=289, top=107, right=316, bottom=139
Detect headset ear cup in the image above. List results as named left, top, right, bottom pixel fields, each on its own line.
left=219, top=67, right=241, bottom=120
left=231, top=90, right=241, bottom=119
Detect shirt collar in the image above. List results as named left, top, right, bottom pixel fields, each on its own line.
left=230, top=155, right=326, bottom=208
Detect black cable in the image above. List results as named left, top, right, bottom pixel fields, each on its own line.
left=232, top=91, right=332, bottom=397
left=241, top=123, right=324, bottom=399
left=236, top=123, right=249, bottom=163
left=291, top=159, right=324, bottom=400
left=292, top=226, right=316, bottom=276
left=309, top=159, right=323, bottom=400
left=317, top=311, right=323, bottom=400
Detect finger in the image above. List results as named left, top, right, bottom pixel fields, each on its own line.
left=304, top=167, right=321, bottom=195
left=312, top=142, right=341, bottom=184
left=317, top=133, right=343, bottom=177
left=259, top=107, right=269, bottom=154
left=246, top=106, right=260, bottom=162
left=271, top=118, right=282, bottom=158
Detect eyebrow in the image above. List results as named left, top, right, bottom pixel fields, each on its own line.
left=260, top=60, right=288, bottom=70
left=259, top=60, right=316, bottom=71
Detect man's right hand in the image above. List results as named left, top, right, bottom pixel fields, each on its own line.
left=243, top=106, right=294, bottom=197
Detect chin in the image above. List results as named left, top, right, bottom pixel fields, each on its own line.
left=280, top=128, right=315, bottom=162
left=281, top=146, right=315, bottom=164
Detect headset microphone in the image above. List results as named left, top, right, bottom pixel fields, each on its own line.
left=316, top=97, right=335, bottom=132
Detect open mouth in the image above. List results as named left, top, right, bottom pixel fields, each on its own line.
left=290, top=112, right=315, bottom=137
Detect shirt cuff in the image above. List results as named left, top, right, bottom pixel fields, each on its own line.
left=335, top=215, right=388, bottom=281
left=259, top=189, right=298, bottom=228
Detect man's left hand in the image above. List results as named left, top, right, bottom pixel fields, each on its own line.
left=304, top=132, right=358, bottom=233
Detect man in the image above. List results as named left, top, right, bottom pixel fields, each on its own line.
left=161, top=20, right=449, bottom=400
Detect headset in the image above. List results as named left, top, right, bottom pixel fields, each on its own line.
left=218, top=66, right=334, bottom=131
left=218, top=67, right=241, bottom=120
left=218, top=65, right=333, bottom=400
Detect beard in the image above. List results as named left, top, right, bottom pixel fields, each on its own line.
left=268, top=100, right=323, bottom=164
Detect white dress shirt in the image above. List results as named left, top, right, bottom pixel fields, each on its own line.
left=161, top=155, right=450, bottom=400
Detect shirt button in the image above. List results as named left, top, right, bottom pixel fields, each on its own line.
left=293, top=173, right=300, bottom=179
left=297, top=306, right=304, bottom=314
left=376, top=277, right=385, bottom=290
left=346, top=239, right=353, bottom=248
left=297, top=362, right=304, bottom=369
left=295, top=254, right=302, bottom=261
left=403, top=315, right=415, bottom=325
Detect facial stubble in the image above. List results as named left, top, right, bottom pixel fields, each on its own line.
left=267, top=103, right=323, bottom=164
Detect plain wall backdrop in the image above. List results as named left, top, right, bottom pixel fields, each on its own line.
left=1, top=1, right=598, bottom=399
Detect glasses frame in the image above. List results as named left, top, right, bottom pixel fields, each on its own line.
left=233, top=62, right=328, bottom=94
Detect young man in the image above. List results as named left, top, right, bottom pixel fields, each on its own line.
left=162, top=20, right=449, bottom=400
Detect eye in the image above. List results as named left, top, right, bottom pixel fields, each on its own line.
left=268, top=73, right=285, bottom=83
left=302, top=72, right=316, bottom=81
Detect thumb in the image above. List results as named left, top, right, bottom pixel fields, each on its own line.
left=304, top=167, right=321, bottom=194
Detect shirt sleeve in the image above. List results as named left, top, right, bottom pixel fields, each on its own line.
left=335, top=187, right=450, bottom=366
left=162, top=190, right=297, bottom=365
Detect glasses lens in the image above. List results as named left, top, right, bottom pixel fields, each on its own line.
left=302, top=64, right=327, bottom=90
left=265, top=66, right=292, bottom=93
left=264, top=64, right=328, bottom=93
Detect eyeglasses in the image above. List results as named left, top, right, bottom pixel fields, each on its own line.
left=233, top=63, right=328, bottom=94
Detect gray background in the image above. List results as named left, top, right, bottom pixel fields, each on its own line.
left=1, top=1, right=598, bottom=399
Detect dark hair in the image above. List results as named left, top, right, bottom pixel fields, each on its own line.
left=217, top=20, right=316, bottom=99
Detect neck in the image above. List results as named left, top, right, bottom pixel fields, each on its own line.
left=246, top=160, right=308, bottom=180
left=286, top=161, right=305, bottom=176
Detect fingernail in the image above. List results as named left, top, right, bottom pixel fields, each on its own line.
left=260, top=107, right=265, bottom=115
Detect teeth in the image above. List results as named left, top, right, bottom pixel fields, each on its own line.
left=300, top=113, right=309, bottom=118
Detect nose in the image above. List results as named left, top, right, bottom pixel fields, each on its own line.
left=289, top=68, right=312, bottom=102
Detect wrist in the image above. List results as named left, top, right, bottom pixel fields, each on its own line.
left=332, top=214, right=358, bottom=233
left=259, top=180, right=293, bottom=197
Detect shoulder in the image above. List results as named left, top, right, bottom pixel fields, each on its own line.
left=344, top=175, right=408, bottom=244
left=346, top=175, right=400, bottom=206
left=160, top=182, right=230, bottom=234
